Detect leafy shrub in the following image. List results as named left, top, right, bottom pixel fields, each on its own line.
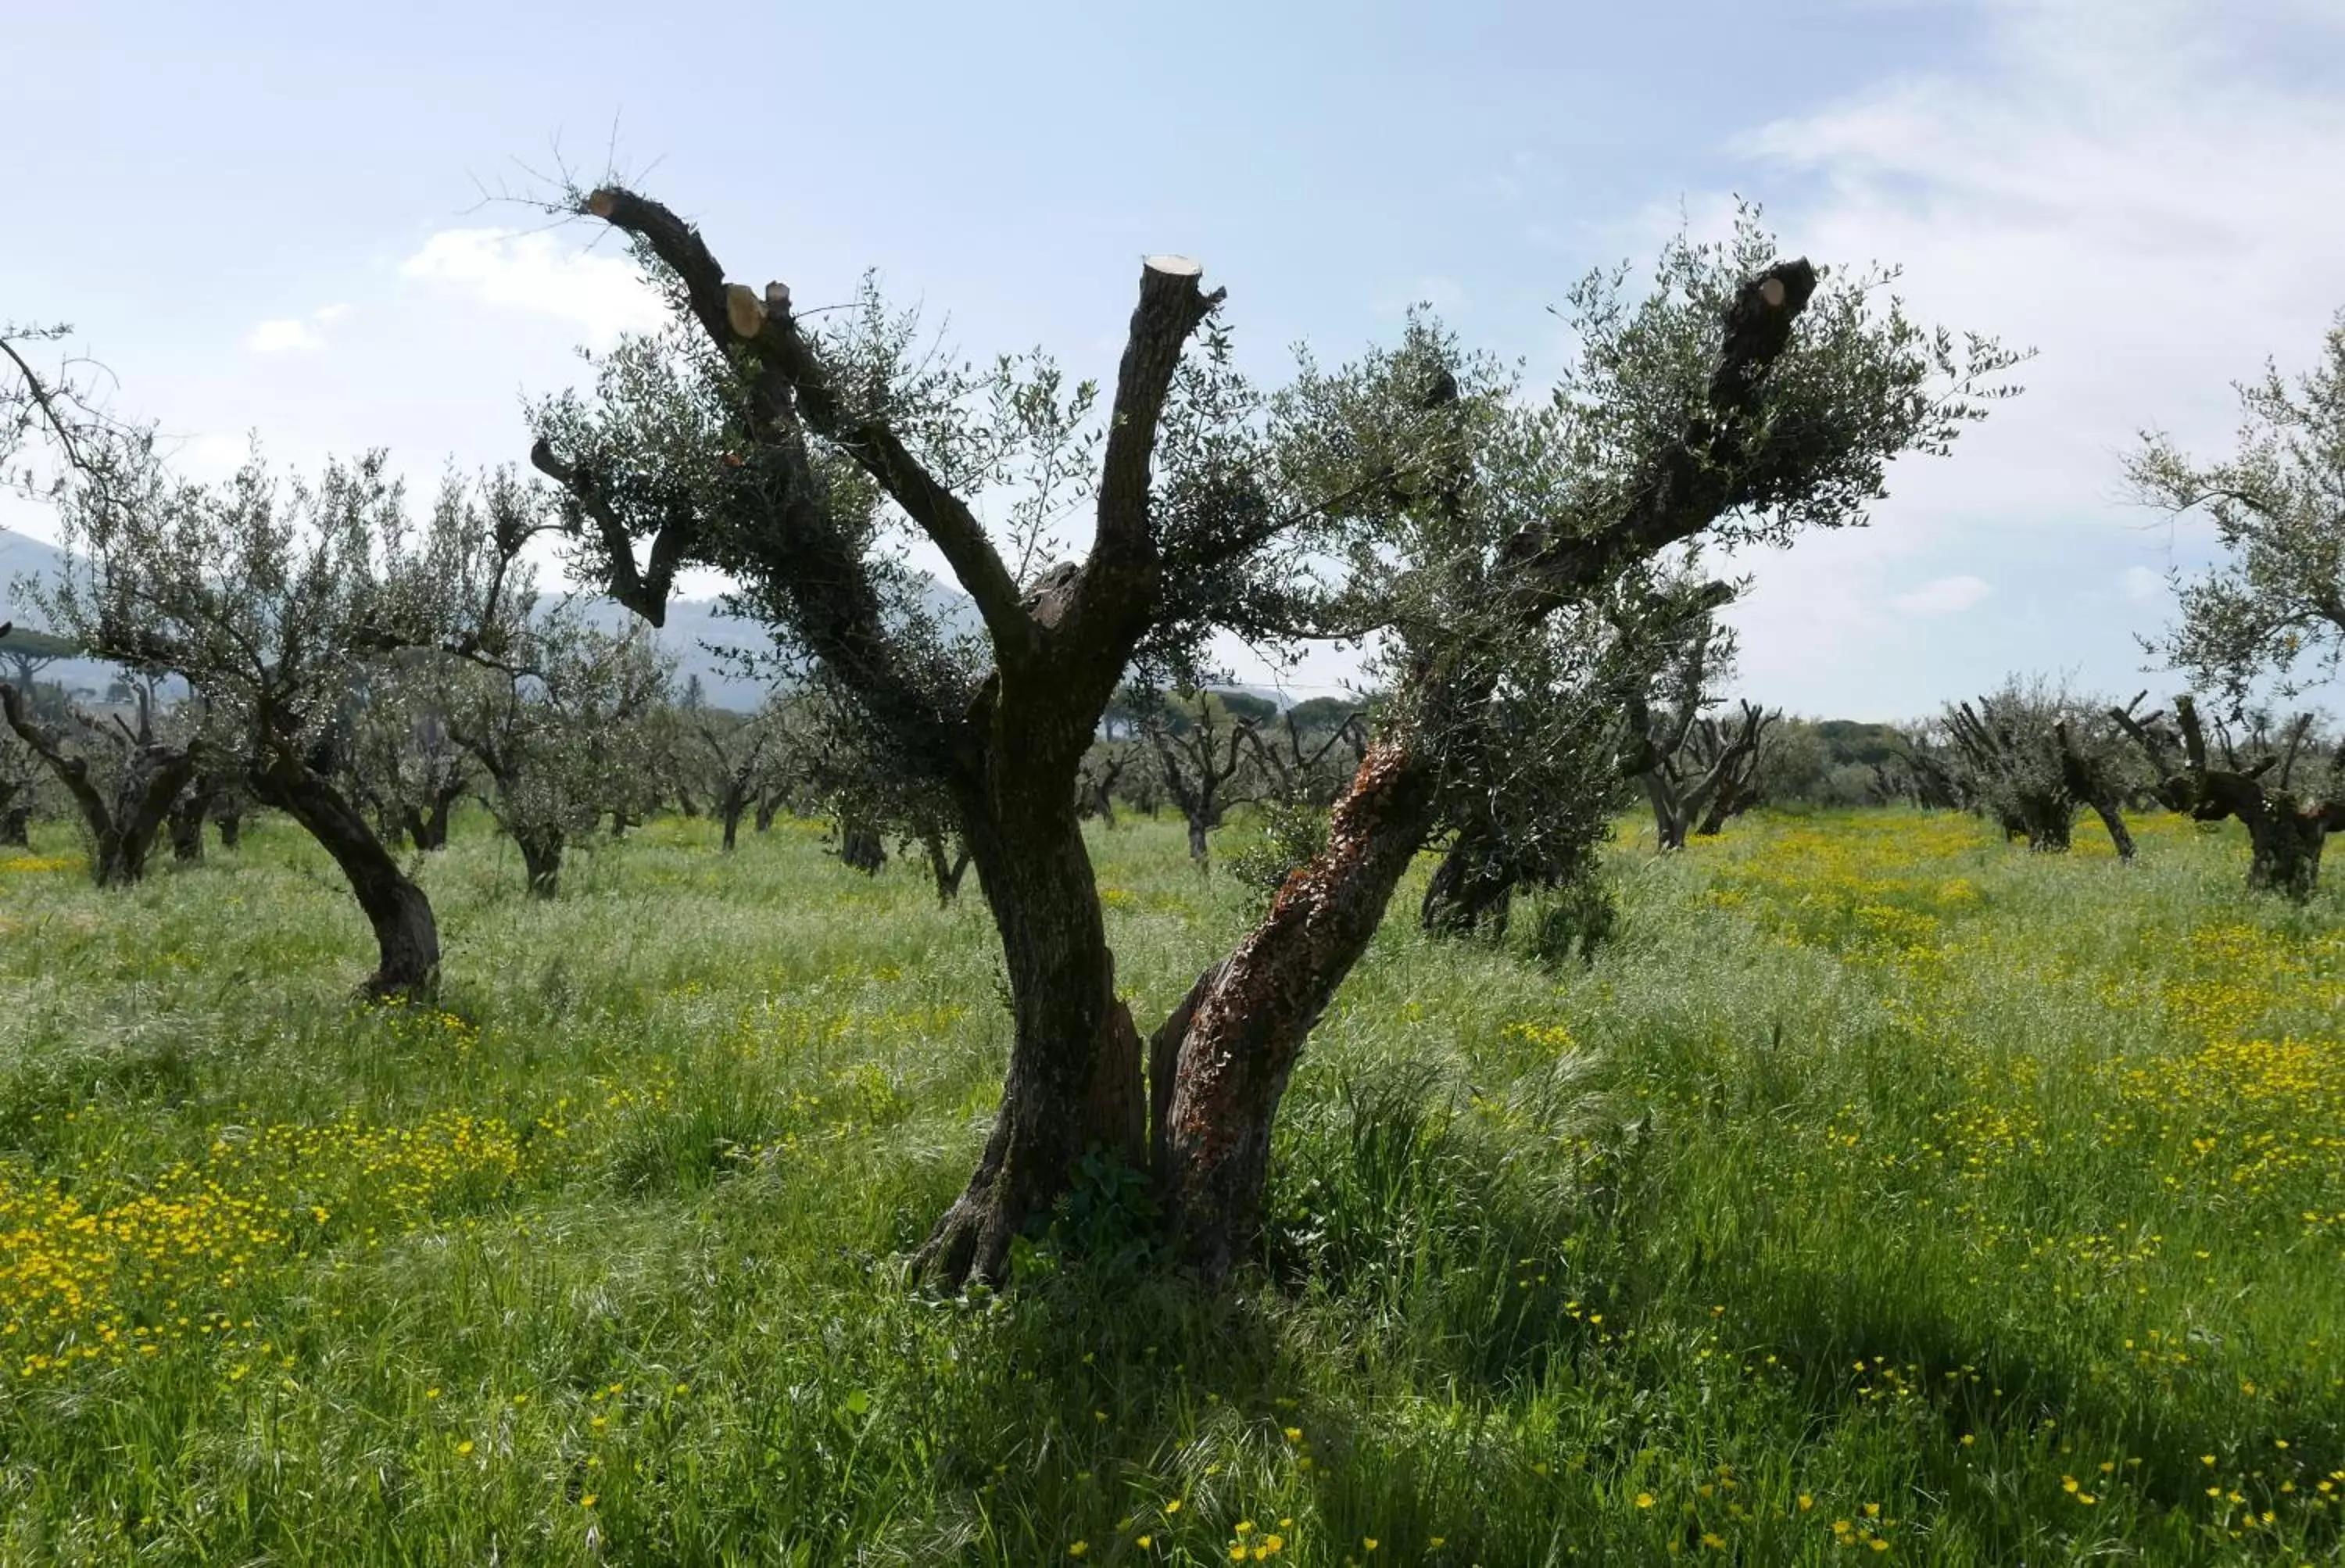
left=1226, top=802, right=1330, bottom=902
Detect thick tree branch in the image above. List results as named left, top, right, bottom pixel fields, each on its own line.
left=1505, top=260, right=1820, bottom=615
left=581, top=186, right=1036, bottom=665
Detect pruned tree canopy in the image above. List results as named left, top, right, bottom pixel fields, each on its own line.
left=2129, top=308, right=2345, bottom=703
left=525, top=179, right=2022, bottom=1284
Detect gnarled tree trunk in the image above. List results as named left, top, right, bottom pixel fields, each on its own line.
left=922, top=827, right=972, bottom=905
left=249, top=751, right=439, bottom=997
left=168, top=787, right=212, bottom=862
left=1152, top=734, right=1441, bottom=1278
left=516, top=831, right=564, bottom=899
left=839, top=818, right=886, bottom=874
left=914, top=782, right=1146, bottom=1285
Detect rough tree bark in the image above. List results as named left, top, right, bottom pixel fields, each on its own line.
left=248, top=747, right=440, bottom=996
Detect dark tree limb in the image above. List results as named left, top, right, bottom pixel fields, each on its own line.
left=582, top=187, right=1038, bottom=667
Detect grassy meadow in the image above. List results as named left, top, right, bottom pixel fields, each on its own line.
left=0, top=805, right=2340, bottom=1565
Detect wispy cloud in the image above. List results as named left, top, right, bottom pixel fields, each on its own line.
left=399, top=228, right=665, bottom=346
left=1891, top=574, right=1994, bottom=615
left=1710, top=0, right=2345, bottom=712
left=246, top=302, right=350, bottom=355
left=247, top=318, right=324, bottom=353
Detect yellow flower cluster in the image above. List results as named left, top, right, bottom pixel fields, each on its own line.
left=0, top=853, right=81, bottom=875
left=0, top=1110, right=524, bottom=1379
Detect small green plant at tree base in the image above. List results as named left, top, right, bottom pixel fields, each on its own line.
left=1226, top=802, right=1333, bottom=904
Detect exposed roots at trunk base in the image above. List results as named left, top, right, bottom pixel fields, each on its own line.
left=912, top=993, right=1147, bottom=1291
left=910, top=1141, right=1027, bottom=1290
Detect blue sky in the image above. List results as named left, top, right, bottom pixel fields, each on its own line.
left=5, top=0, right=2343, bottom=718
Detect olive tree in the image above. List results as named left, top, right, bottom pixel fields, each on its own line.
left=1613, top=587, right=1778, bottom=849
left=2128, top=309, right=2345, bottom=704
left=2112, top=693, right=2343, bottom=897
left=396, top=473, right=673, bottom=897
left=0, top=650, right=199, bottom=883
left=1139, top=689, right=1262, bottom=871
left=27, top=451, right=443, bottom=993
left=528, top=182, right=2017, bottom=1282
left=345, top=657, right=473, bottom=850
left=1942, top=676, right=2136, bottom=857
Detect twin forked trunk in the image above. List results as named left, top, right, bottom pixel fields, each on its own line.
left=403, top=782, right=464, bottom=852
left=917, top=723, right=1443, bottom=1288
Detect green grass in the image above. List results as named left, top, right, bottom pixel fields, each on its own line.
left=0, top=806, right=2340, bottom=1564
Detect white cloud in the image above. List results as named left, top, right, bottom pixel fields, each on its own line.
left=245, top=302, right=351, bottom=355
left=2121, top=564, right=2168, bottom=602
left=399, top=227, right=667, bottom=346
left=1890, top=574, right=1994, bottom=615
left=247, top=317, right=325, bottom=353
left=1695, top=0, right=2345, bottom=710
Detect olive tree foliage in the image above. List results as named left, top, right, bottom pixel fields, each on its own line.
left=1941, top=675, right=2138, bottom=857
left=2129, top=309, right=2345, bottom=704
left=772, top=682, right=972, bottom=899
left=524, top=181, right=2021, bottom=1284
left=22, top=448, right=446, bottom=991
left=392, top=474, right=674, bottom=897
left=1412, top=586, right=1667, bottom=937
